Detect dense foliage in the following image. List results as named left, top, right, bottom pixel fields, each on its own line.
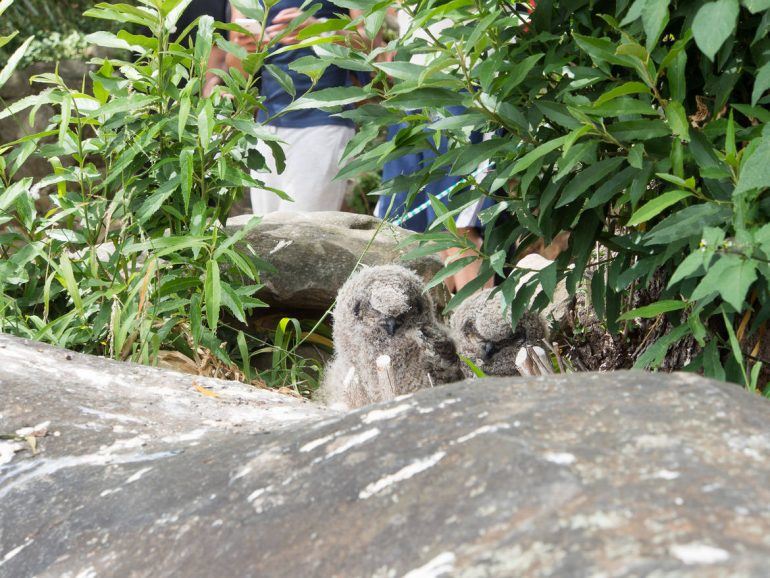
left=299, top=0, right=770, bottom=389
left=0, top=0, right=290, bottom=377
left=0, top=0, right=105, bottom=67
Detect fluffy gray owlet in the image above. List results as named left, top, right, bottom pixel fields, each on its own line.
left=317, top=265, right=464, bottom=409
left=450, top=288, right=547, bottom=377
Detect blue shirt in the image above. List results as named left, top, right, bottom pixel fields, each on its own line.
left=258, top=0, right=354, bottom=128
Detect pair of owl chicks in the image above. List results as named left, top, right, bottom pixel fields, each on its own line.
left=317, top=265, right=547, bottom=410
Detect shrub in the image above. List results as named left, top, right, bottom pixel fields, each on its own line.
left=0, top=0, right=106, bottom=67
left=310, top=0, right=770, bottom=389
left=0, top=0, right=283, bottom=371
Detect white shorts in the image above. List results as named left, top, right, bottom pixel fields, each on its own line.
left=250, top=124, right=355, bottom=215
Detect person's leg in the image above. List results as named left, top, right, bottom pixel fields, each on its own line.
left=251, top=124, right=354, bottom=214
left=440, top=227, right=493, bottom=293
left=250, top=126, right=284, bottom=214
left=250, top=124, right=354, bottom=214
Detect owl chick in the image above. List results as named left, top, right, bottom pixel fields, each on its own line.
left=317, top=265, right=464, bottom=410
left=450, top=288, right=547, bottom=377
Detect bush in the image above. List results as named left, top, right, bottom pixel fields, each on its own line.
left=310, top=0, right=770, bottom=389
left=0, top=0, right=284, bottom=372
left=0, top=0, right=105, bottom=67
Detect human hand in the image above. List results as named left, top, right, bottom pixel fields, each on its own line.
left=231, top=29, right=260, bottom=52
left=265, top=8, right=317, bottom=45
left=231, top=19, right=269, bottom=52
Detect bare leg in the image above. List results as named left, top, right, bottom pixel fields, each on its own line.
left=440, top=228, right=494, bottom=294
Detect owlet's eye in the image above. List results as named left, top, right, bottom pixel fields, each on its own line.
left=353, top=301, right=362, bottom=318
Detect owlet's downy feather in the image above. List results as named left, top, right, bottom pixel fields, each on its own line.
left=450, top=288, right=547, bottom=377
left=317, top=265, right=464, bottom=410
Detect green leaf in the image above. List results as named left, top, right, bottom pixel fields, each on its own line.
left=628, top=143, right=645, bottom=169
left=0, top=0, right=14, bottom=17
left=427, top=256, right=478, bottom=290
left=642, top=0, right=670, bottom=52
left=693, top=0, right=740, bottom=61
left=620, top=0, right=645, bottom=26
left=734, top=135, right=770, bottom=196
left=460, top=356, right=488, bottom=378
left=752, top=62, right=770, bottom=107
left=627, top=190, right=691, bottom=226
left=180, top=148, right=194, bottom=214
left=286, top=86, right=370, bottom=111
left=539, top=262, right=557, bottom=301
left=618, top=299, right=686, bottom=321
left=166, top=0, right=194, bottom=31
left=57, top=254, right=83, bottom=314
left=723, top=311, right=748, bottom=386
left=511, top=136, right=568, bottom=175
left=0, top=36, right=32, bottom=91
left=644, top=204, right=729, bottom=245
left=500, top=54, right=543, bottom=95
left=265, top=64, right=296, bottom=99
left=237, top=330, right=252, bottom=381
left=690, top=255, right=757, bottom=310
left=665, top=101, right=690, bottom=142
left=594, top=81, right=651, bottom=106
left=136, top=175, right=181, bottom=224
left=387, top=87, right=466, bottom=110
left=178, top=97, right=191, bottom=139
left=221, top=281, right=246, bottom=323
left=742, top=0, right=770, bottom=13
left=490, top=250, right=507, bottom=277
left=198, top=100, right=214, bottom=150
left=556, top=157, right=625, bottom=207
left=668, top=251, right=708, bottom=286
left=205, top=259, right=221, bottom=331
left=634, top=323, right=691, bottom=369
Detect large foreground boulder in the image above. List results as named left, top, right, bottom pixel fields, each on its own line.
left=227, top=211, right=447, bottom=312
left=3, top=336, right=770, bottom=577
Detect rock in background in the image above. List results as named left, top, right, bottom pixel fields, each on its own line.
left=228, top=211, right=448, bottom=313
left=2, top=334, right=770, bottom=577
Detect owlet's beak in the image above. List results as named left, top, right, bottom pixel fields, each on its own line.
left=384, top=317, right=399, bottom=336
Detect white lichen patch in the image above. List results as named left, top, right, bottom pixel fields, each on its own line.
left=437, top=398, right=461, bottom=409
left=325, top=428, right=380, bottom=459
left=403, top=552, right=457, bottom=578
left=247, top=486, right=272, bottom=503
left=636, top=434, right=678, bottom=449
left=300, top=434, right=336, bottom=453
left=361, top=404, right=412, bottom=424
left=230, top=465, right=253, bottom=482
left=160, top=428, right=209, bottom=444
left=15, top=421, right=50, bottom=437
left=455, top=423, right=511, bottom=444
left=402, top=552, right=456, bottom=578
left=359, top=451, right=446, bottom=499
left=568, top=511, right=625, bottom=530
left=79, top=406, right=144, bottom=424
left=125, top=466, right=153, bottom=484
left=0, top=539, right=33, bottom=567
left=670, top=543, right=730, bottom=565
left=543, top=452, right=576, bottom=465
left=0, top=441, right=25, bottom=466
left=652, top=469, right=680, bottom=480
left=269, top=239, right=293, bottom=255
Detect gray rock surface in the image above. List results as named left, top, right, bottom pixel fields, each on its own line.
left=228, top=211, right=448, bottom=312
left=3, top=339, right=770, bottom=577
left=0, top=333, right=331, bottom=440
